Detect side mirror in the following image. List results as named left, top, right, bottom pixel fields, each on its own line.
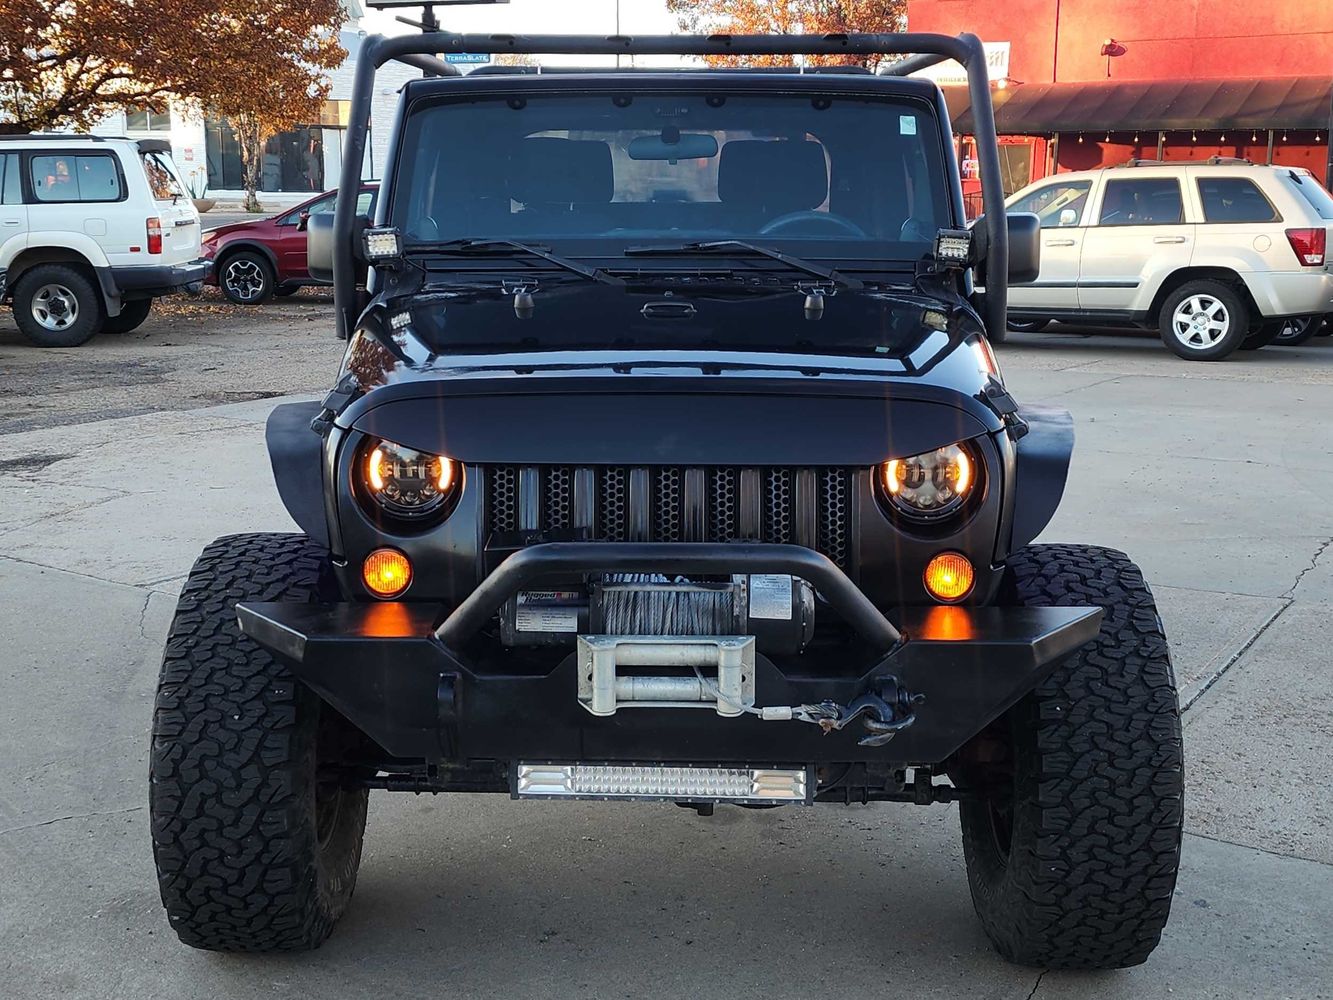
left=1006, top=212, right=1041, bottom=284
left=306, top=213, right=336, bottom=282
left=296, top=210, right=311, bottom=232
left=1059, top=208, right=1078, bottom=227
left=971, top=212, right=1042, bottom=285
left=307, top=213, right=372, bottom=285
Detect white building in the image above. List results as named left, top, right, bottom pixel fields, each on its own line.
left=94, top=2, right=418, bottom=210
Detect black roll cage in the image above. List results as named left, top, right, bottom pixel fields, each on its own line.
left=332, top=30, right=1008, bottom=339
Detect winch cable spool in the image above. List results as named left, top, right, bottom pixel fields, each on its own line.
left=593, top=574, right=919, bottom=746
left=598, top=574, right=737, bottom=636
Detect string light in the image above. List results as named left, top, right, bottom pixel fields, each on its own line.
left=1191, top=130, right=1198, bottom=143
left=1077, top=132, right=1084, bottom=143
left=1252, top=131, right=1258, bottom=142
left=1282, top=131, right=1289, bottom=141
left=1220, top=132, right=1226, bottom=142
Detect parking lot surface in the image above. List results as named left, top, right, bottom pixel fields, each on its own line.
left=1, top=301, right=1330, bottom=999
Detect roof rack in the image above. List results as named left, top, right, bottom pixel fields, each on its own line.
left=330, top=26, right=1010, bottom=340
left=468, top=63, right=877, bottom=76
left=0, top=133, right=110, bottom=142
left=1117, top=155, right=1258, bottom=168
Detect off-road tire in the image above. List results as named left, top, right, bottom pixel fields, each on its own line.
left=959, top=544, right=1183, bottom=969
left=102, top=298, right=153, bottom=335
left=12, top=264, right=104, bottom=347
left=150, top=533, right=368, bottom=952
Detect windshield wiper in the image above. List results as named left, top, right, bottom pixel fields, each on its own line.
left=624, top=240, right=864, bottom=290
left=412, top=238, right=625, bottom=286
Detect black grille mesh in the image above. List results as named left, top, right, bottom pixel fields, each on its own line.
left=485, top=465, right=855, bottom=569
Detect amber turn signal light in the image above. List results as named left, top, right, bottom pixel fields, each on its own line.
left=924, top=551, right=974, bottom=603
left=363, top=548, right=412, bottom=598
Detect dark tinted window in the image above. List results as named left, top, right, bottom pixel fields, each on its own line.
left=30, top=153, right=123, bottom=202
left=1198, top=177, right=1279, bottom=223
left=1287, top=171, right=1333, bottom=220
left=1099, top=178, right=1183, bottom=226
left=393, top=92, right=951, bottom=256
left=1, top=153, right=20, bottom=205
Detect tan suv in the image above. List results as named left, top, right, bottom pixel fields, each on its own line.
left=1005, top=159, right=1333, bottom=360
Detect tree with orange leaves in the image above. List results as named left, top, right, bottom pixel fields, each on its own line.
left=0, top=0, right=345, bottom=210
left=666, top=0, right=907, bottom=69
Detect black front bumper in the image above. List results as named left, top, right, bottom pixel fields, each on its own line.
left=237, top=542, right=1101, bottom=765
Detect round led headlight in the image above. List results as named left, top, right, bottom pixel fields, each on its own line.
left=880, top=443, right=976, bottom=521
left=361, top=439, right=458, bottom=520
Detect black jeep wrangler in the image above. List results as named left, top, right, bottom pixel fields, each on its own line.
left=148, top=24, right=1184, bottom=969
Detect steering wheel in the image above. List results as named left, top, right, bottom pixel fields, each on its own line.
left=759, top=210, right=867, bottom=237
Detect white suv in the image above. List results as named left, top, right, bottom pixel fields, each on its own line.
left=1005, top=160, right=1333, bottom=360
left=0, top=135, right=206, bottom=347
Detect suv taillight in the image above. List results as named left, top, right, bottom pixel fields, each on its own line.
left=147, top=217, right=163, bottom=255
left=1285, top=227, right=1326, bottom=267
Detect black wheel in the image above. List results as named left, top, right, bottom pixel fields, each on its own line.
left=958, top=544, right=1183, bottom=970
left=11, top=264, right=104, bottom=347
left=1158, top=280, right=1249, bottom=360
left=218, top=250, right=275, bottom=305
left=102, top=298, right=153, bottom=335
left=150, top=533, right=368, bottom=952
left=1007, top=318, right=1051, bottom=333
left=274, top=284, right=302, bottom=298
left=1270, top=316, right=1320, bottom=347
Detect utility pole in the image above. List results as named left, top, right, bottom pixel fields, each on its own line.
left=615, top=0, right=621, bottom=68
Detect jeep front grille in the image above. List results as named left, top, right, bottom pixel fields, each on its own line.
left=483, top=465, right=857, bottom=571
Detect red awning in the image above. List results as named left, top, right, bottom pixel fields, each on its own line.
left=944, top=76, right=1333, bottom=135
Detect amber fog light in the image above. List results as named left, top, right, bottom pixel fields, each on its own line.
left=363, top=548, right=412, bottom=598
left=924, top=551, right=974, bottom=603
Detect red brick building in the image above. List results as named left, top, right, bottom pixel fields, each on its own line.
left=907, top=0, right=1333, bottom=203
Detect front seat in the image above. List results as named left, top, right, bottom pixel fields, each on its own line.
left=717, top=140, right=830, bottom=230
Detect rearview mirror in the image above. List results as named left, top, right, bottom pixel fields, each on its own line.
left=628, top=130, right=719, bottom=161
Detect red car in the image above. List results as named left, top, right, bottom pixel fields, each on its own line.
left=201, top=186, right=378, bottom=304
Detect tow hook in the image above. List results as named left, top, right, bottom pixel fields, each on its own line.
left=796, top=679, right=924, bottom=747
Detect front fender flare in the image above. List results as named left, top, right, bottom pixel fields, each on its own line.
left=266, top=401, right=329, bottom=547
left=1010, top=405, right=1073, bottom=550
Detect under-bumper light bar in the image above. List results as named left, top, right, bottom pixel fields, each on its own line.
left=515, top=764, right=809, bottom=803
left=362, top=227, right=404, bottom=266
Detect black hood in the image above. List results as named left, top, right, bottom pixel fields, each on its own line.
left=370, top=278, right=977, bottom=361
left=334, top=290, right=1004, bottom=467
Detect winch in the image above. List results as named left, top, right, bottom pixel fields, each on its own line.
left=500, top=572, right=816, bottom=653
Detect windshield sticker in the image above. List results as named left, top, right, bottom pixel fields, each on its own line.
left=900, top=115, right=918, bottom=136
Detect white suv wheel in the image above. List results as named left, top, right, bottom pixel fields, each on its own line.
left=1171, top=294, right=1230, bottom=349
left=32, top=283, right=81, bottom=332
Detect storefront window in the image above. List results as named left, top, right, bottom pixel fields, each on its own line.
left=204, top=119, right=329, bottom=193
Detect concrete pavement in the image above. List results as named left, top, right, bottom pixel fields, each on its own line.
left=1, top=330, right=1331, bottom=998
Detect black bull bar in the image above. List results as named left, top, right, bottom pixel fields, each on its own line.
left=237, top=543, right=1101, bottom=763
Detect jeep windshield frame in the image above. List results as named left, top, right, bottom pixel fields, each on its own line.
left=332, top=30, right=1008, bottom=340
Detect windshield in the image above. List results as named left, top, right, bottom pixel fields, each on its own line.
left=391, top=91, right=951, bottom=259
